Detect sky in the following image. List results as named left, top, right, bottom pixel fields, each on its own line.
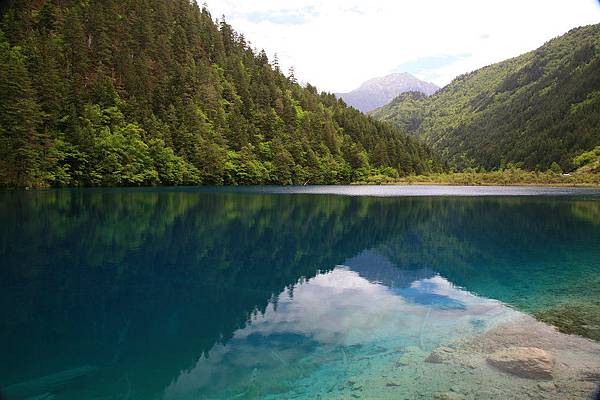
left=206, top=0, right=600, bottom=93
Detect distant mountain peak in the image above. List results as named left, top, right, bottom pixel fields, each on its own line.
left=359, top=72, right=419, bottom=89
left=336, top=73, right=439, bottom=113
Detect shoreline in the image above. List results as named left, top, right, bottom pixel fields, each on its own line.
left=353, top=181, right=600, bottom=188
left=2, top=181, right=600, bottom=190
left=353, top=175, right=600, bottom=188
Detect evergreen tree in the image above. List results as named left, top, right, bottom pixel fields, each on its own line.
left=0, top=0, right=441, bottom=187
left=0, top=31, right=44, bottom=186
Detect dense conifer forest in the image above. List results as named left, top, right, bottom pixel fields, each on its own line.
left=0, top=0, right=440, bottom=187
left=372, top=24, right=600, bottom=172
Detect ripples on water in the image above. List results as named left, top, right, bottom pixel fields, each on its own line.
left=1, top=186, right=599, bottom=399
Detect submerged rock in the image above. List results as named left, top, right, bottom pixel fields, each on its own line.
left=486, top=347, right=554, bottom=380
left=580, top=370, right=600, bottom=382
left=425, top=346, right=455, bottom=364
left=433, top=392, right=465, bottom=400
left=534, top=302, right=600, bottom=341
left=537, top=381, right=556, bottom=391
left=4, top=366, right=97, bottom=398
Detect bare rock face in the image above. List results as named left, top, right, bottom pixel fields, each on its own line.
left=486, top=347, right=554, bottom=380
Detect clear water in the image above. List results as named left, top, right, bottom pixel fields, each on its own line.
left=1, top=186, right=600, bottom=399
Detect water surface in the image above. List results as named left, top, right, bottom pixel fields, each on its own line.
left=1, top=186, right=599, bottom=399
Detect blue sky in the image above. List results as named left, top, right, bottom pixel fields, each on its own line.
left=207, top=0, right=600, bottom=92
left=392, top=54, right=471, bottom=83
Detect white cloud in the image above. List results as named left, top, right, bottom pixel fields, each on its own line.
left=163, top=268, right=515, bottom=399
left=205, top=0, right=600, bottom=92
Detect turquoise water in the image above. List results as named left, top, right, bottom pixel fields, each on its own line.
left=1, top=186, right=600, bottom=399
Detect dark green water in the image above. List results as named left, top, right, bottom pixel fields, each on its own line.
left=1, top=186, right=599, bottom=399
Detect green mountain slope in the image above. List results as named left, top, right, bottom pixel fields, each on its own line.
left=573, top=145, right=600, bottom=174
left=0, top=0, right=439, bottom=188
left=372, top=24, right=600, bottom=171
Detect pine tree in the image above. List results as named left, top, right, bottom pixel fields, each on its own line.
left=0, top=31, right=44, bottom=186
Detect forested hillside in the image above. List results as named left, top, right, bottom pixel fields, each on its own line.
left=372, top=24, right=600, bottom=172
left=0, top=0, right=440, bottom=187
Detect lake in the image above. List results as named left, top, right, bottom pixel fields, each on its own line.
left=1, top=186, right=600, bottom=399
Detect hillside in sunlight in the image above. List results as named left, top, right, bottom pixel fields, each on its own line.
left=372, top=24, right=600, bottom=172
